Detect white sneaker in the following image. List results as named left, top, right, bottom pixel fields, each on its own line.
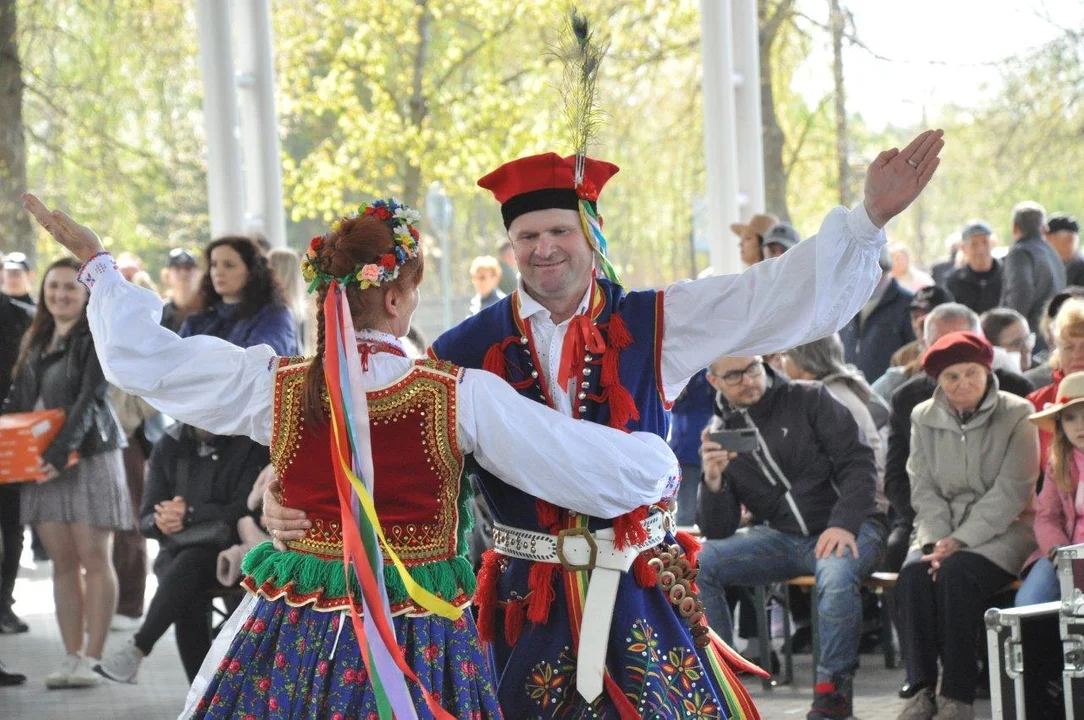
left=94, top=638, right=143, bottom=683
left=109, top=614, right=142, bottom=632
left=45, top=653, right=100, bottom=689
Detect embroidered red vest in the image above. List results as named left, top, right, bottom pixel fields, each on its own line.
left=241, top=356, right=477, bottom=614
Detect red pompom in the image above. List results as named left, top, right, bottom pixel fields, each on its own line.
left=474, top=550, right=500, bottom=644
left=374, top=206, right=392, bottom=221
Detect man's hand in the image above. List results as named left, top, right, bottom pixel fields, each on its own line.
left=815, top=526, right=859, bottom=560
left=862, top=129, right=945, bottom=228
left=262, top=480, right=311, bottom=551
left=22, top=194, right=106, bottom=262
left=700, top=428, right=736, bottom=493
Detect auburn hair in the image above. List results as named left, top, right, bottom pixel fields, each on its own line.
left=301, top=215, right=425, bottom=426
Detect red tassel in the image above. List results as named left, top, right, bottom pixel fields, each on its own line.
left=604, top=673, right=641, bottom=720
left=503, top=599, right=527, bottom=647
left=526, top=562, right=558, bottom=625
left=676, top=530, right=702, bottom=570
left=632, top=554, right=658, bottom=588
left=605, top=380, right=640, bottom=431
left=482, top=336, right=518, bottom=379
left=606, top=313, right=633, bottom=349
left=601, top=347, right=620, bottom=387
left=475, top=550, right=500, bottom=644
left=612, top=506, right=649, bottom=550
left=535, top=499, right=561, bottom=533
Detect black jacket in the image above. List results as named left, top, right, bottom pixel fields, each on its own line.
left=696, top=368, right=878, bottom=540
left=883, top=368, right=1034, bottom=525
left=0, top=294, right=33, bottom=408
left=944, top=259, right=1003, bottom=315
left=839, top=277, right=916, bottom=384
left=139, top=424, right=268, bottom=542
left=1001, top=235, right=1066, bottom=351
left=1066, top=254, right=1084, bottom=288
left=3, top=323, right=125, bottom=469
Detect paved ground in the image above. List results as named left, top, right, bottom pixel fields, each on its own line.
left=0, top=541, right=995, bottom=720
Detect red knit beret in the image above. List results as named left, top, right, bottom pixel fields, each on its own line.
left=921, top=331, right=994, bottom=380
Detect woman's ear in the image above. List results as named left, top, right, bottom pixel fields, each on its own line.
left=383, top=284, right=405, bottom=319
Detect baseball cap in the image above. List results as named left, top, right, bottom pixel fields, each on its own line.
left=729, top=213, right=779, bottom=242
left=1048, top=213, right=1080, bottom=234
left=762, top=223, right=801, bottom=252
left=960, top=220, right=993, bottom=239
left=167, top=248, right=198, bottom=268
left=1047, top=286, right=1084, bottom=322
left=2, top=252, right=29, bottom=272
left=908, top=285, right=955, bottom=313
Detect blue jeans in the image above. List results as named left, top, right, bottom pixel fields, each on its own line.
left=698, top=520, right=887, bottom=683
left=1015, top=556, right=1060, bottom=606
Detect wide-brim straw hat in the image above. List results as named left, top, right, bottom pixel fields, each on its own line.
left=1030, top=371, right=1084, bottom=432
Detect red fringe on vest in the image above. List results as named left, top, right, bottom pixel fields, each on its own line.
left=597, top=313, right=640, bottom=431
left=535, top=499, right=562, bottom=534
left=675, top=530, right=702, bottom=570
left=482, top=336, right=535, bottom=390
left=526, top=562, right=558, bottom=625
left=632, top=554, right=658, bottom=588
left=474, top=550, right=500, bottom=644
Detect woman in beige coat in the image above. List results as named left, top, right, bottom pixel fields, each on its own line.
left=896, top=332, right=1039, bottom=720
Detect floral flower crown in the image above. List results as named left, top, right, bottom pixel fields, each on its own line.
left=300, top=198, right=422, bottom=293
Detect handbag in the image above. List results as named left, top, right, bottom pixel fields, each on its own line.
left=160, top=452, right=233, bottom=551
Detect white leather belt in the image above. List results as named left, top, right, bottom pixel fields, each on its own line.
left=493, top=512, right=671, bottom=702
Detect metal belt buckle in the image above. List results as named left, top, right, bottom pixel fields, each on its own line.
left=556, top=527, right=598, bottom=572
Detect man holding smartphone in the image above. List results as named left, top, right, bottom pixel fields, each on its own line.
left=697, top=354, right=886, bottom=720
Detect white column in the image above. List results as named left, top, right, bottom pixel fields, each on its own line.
left=732, top=0, right=765, bottom=217
left=699, top=0, right=741, bottom=276
left=234, top=0, right=288, bottom=248
left=195, top=0, right=246, bottom=238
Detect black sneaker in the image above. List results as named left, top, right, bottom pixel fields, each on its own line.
left=807, top=678, right=853, bottom=720
left=0, top=606, right=28, bottom=634
left=0, top=660, right=26, bottom=686
left=899, top=680, right=928, bottom=699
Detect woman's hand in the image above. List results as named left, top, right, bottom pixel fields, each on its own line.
left=921, top=536, right=965, bottom=580
left=261, top=479, right=311, bottom=551
left=154, top=496, right=187, bottom=535
left=22, top=194, right=106, bottom=262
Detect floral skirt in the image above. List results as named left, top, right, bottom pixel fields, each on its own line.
left=188, top=595, right=502, bottom=719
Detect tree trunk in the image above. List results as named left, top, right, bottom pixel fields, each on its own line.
left=402, top=0, right=431, bottom=208
left=759, top=0, right=793, bottom=222
left=0, top=0, right=32, bottom=261
left=830, top=0, right=849, bottom=206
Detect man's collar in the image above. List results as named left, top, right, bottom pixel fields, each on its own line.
left=516, top=277, right=594, bottom=323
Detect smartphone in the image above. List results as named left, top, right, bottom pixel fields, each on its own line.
left=708, top=428, right=759, bottom=453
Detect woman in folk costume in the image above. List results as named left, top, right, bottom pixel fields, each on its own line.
left=22, top=193, right=682, bottom=720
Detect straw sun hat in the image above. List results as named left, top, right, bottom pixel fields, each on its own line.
left=1030, top=371, right=1084, bottom=433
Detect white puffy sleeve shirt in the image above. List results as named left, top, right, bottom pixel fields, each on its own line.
left=82, top=255, right=677, bottom=519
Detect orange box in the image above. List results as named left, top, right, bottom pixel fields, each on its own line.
left=0, top=410, right=74, bottom=483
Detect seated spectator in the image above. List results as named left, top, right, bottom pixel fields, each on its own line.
left=180, top=236, right=298, bottom=355
left=944, top=221, right=1001, bottom=315
left=840, top=248, right=916, bottom=384
left=1016, top=372, right=1084, bottom=606
left=160, top=248, right=201, bottom=334
left=697, top=355, right=885, bottom=720
left=1025, top=286, right=1084, bottom=388
left=730, top=212, right=778, bottom=267
left=874, top=285, right=954, bottom=401
left=896, top=332, right=1038, bottom=720
left=267, top=247, right=312, bottom=353
left=981, top=308, right=1035, bottom=374
left=467, top=255, right=505, bottom=316
left=1028, top=298, right=1084, bottom=469
left=95, top=424, right=268, bottom=684
left=762, top=222, right=801, bottom=259
left=666, top=368, right=715, bottom=526
left=890, top=243, right=934, bottom=293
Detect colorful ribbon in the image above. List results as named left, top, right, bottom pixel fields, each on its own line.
left=578, top=198, right=621, bottom=284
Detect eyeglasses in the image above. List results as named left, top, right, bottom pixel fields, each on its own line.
left=713, top=360, right=765, bottom=386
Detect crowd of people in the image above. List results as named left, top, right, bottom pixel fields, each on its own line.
left=675, top=201, right=1084, bottom=720
left=0, top=236, right=311, bottom=689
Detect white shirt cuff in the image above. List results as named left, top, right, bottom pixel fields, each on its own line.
left=847, top=201, right=883, bottom=246
left=77, top=252, right=121, bottom=292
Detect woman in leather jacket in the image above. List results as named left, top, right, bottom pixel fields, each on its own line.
left=3, top=257, right=130, bottom=689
